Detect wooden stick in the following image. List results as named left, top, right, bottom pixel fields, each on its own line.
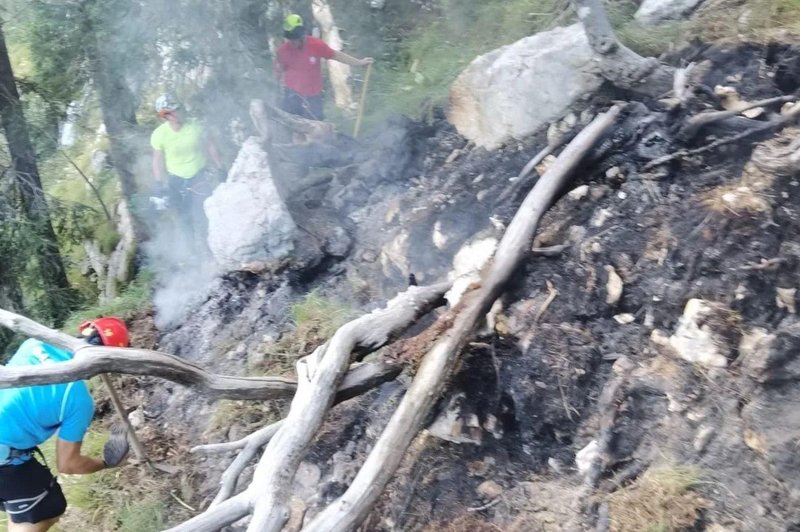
left=353, top=63, right=372, bottom=139
left=303, top=105, right=623, bottom=532
left=679, top=93, right=797, bottom=140
left=646, top=100, right=800, bottom=170
left=208, top=421, right=284, bottom=506
left=98, top=373, right=149, bottom=464
left=191, top=420, right=284, bottom=455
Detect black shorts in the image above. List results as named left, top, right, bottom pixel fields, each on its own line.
left=0, top=459, right=67, bottom=524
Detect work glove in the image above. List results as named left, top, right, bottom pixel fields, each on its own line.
left=102, top=423, right=130, bottom=468
left=148, top=195, right=170, bottom=211
left=210, top=166, right=226, bottom=183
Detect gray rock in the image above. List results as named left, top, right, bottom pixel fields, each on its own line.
left=668, top=299, right=739, bottom=368
left=693, top=425, right=716, bottom=453
left=448, top=24, right=602, bottom=151
left=635, top=0, right=704, bottom=24
left=206, top=138, right=297, bottom=271
left=740, top=321, right=800, bottom=382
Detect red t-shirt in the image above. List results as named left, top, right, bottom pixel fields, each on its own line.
left=276, top=37, right=336, bottom=97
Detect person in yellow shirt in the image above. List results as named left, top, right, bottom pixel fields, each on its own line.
left=150, top=93, right=223, bottom=245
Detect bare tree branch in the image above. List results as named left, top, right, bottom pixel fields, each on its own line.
left=0, top=308, right=400, bottom=401
left=206, top=420, right=283, bottom=506
left=304, top=105, right=623, bottom=532
left=678, top=93, right=797, bottom=141
left=572, top=0, right=673, bottom=96
left=164, top=282, right=451, bottom=532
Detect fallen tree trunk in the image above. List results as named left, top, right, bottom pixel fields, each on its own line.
left=303, top=105, right=623, bottom=532
left=164, top=282, right=451, bottom=532
left=191, top=359, right=404, bottom=507
left=572, top=0, right=673, bottom=96
left=0, top=309, right=400, bottom=401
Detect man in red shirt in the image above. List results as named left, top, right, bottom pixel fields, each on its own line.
left=275, top=13, right=373, bottom=121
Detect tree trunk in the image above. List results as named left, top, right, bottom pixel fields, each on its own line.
left=79, top=0, right=147, bottom=243
left=0, top=24, right=73, bottom=323
left=312, top=0, right=354, bottom=110
left=572, top=0, right=674, bottom=96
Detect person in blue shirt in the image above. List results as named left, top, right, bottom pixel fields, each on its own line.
left=0, top=317, right=131, bottom=531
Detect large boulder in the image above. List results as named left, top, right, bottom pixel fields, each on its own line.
left=634, top=0, right=704, bottom=25
left=205, top=138, right=297, bottom=271
left=447, top=24, right=602, bottom=151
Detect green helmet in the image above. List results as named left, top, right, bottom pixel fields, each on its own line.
left=283, top=13, right=304, bottom=32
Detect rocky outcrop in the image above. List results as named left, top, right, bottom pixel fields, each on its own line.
left=205, top=138, right=297, bottom=271
left=634, top=0, right=704, bottom=25
left=447, top=24, right=602, bottom=151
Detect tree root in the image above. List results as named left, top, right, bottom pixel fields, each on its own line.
left=644, top=101, right=800, bottom=171
left=165, top=282, right=451, bottom=532
left=678, top=93, right=797, bottom=141
left=303, top=105, right=623, bottom=532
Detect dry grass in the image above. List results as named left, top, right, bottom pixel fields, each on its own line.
left=420, top=515, right=505, bottom=532
left=701, top=163, right=775, bottom=217
left=206, top=398, right=283, bottom=437
left=688, top=0, right=800, bottom=42
left=250, top=290, right=355, bottom=376
left=607, top=465, right=707, bottom=532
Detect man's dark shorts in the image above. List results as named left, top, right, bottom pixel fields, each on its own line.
left=0, top=459, right=67, bottom=524
left=282, top=89, right=324, bottom=121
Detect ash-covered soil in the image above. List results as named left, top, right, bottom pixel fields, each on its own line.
left=125, top=41, right=800, bottom=531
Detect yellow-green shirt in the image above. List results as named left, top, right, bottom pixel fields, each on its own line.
left=150, top=120, right=207, bottom=179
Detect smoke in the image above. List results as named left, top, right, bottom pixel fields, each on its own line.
left=141, top=208, right=220, bottom=330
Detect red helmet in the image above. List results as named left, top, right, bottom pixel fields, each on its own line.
left=78, top=317, right=130, bottom=347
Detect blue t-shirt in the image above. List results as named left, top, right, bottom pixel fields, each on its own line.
left=0, top=339, right=94, bottom=455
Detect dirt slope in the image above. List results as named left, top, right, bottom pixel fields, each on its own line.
left=124, top=42, right=800, bottom=532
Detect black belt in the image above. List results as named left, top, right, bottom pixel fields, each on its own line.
left=0, top=445, right=39, bottom=467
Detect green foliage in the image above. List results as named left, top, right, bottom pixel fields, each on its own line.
left=29, top=431, right=168, bottom=532
left=24, top=0, right=92, bottom=108
left=62, top=271, right=153, bottom=333
left=116, top=499, right=166, bottom=532
left=251, top=290, right=354, bottom=375
left=361, top=0, right=568, bottom=124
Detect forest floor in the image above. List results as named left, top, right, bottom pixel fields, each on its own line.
left=48, top=39, right=800, bottom=532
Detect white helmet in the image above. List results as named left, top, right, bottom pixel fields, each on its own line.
left=155, top=93, right=180, bottom=114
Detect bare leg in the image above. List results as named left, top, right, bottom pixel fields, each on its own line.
left=8, top=515, right=60, bottom=532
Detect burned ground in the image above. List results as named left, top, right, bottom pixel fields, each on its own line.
left=118, top=41, right=800, bottom=531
